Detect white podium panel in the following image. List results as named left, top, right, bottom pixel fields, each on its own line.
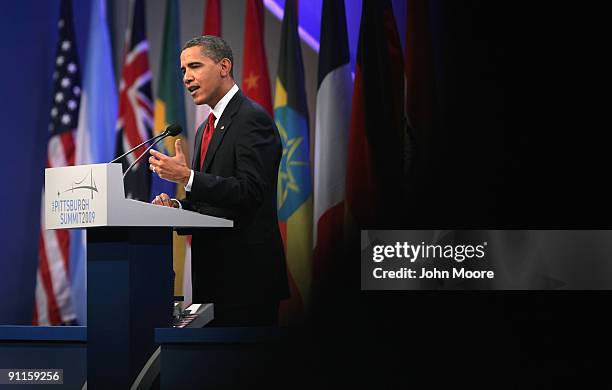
left=44, top=163, right=233, bottom=230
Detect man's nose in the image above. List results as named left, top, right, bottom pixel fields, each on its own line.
left=183, top=71, right=193, bottom=84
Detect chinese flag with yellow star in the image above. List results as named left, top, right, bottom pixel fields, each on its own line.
left=242, top=0, right=272, bottom=115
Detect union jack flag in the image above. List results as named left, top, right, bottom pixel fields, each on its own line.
left=115, top=0, right=154, bottom=201
left=34, top=0, right=80, bottom=325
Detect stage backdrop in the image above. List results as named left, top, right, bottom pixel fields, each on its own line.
left=0, top=0, right=337, bottom=324
left=0, top=0, right=409, bottom=324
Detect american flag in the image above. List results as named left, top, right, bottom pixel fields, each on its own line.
left=34, top=0, right=80, bottom=325
left=115, top=0, right=154, bottom=201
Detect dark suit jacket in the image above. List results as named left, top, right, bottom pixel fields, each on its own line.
left=179, top=90, right=289, bottom=304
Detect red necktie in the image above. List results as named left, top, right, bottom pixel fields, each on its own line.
left=199, top=112, right=216, bottom=170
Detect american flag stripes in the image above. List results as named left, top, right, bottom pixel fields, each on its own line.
left=33, top=0, right=80, bottom=325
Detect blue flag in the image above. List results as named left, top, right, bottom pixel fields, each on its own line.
left=71, top=0, right=118, bottom=325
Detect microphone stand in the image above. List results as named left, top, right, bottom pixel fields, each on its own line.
left=122, top=134, right=170, bottom=179
left=109, top=131, right=167, bottom=164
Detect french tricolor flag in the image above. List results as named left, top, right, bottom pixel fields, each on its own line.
left=313, top=0, right=352, bottom=283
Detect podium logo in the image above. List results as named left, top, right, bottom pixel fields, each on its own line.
left=58, top=169, right=98, bottom=199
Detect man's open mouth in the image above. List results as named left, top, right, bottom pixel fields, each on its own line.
left=187, top=86, right=199, bottom=95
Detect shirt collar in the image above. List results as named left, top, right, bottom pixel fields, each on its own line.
left=211, top=83, right=239, bottom=121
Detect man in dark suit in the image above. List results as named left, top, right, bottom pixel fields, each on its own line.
left=148, top=36, right=289, bottom=326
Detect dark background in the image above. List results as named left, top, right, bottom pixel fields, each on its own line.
left=310, top=2, right=609, bottom=388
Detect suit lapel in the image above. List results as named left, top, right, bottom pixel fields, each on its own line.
left=203, top=91, right=244, bottom=171
left=192, top=120, right=206, bottom=170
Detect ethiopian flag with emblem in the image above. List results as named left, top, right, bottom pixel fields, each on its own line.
left=274, top=0, right=312, bottom=323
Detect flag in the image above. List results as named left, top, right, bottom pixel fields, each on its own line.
left=152, top=0, right=187, bottom=198
left=115, top=0, right=154, bottom=201
left=75, top=0, right=117, bottom=166
left=242, top=0, right=273, bottom=115
left=345, top=0, right=407, bottom=233
left=152, top=0, right=191, bottom=307
left=313, top=0, right=352, bottom=283
left=275, top=0, right=312, bottom=323
left=33, top=0, right=80, bottom=325
left=194, top=0, right=221, bottom=127
left=203, top=0, right=221, bottom=36
left=405, top=0, right=435, bottom=139
left=183, top=0, right=222, bottom=308
left=69, top=0, right=119, bottom=325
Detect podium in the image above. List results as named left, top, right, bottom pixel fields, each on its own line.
left=44, top=163, right=232, bottom=389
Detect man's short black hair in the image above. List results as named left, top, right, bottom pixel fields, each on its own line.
left=182, top=35, right=234, bottom=78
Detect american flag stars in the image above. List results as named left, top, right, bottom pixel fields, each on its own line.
left=48, top=16, right=80, bottom=134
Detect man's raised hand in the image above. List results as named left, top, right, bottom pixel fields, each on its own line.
left=148, top=138, right=191, bottom=185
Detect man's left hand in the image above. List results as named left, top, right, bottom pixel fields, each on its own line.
left=149, top=138, right=191, bottom=185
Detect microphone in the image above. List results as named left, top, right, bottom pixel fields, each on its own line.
left=118, top=124, right=183, bottom=179
left=110, top=124, right=183, bottom=164
left=165, top=123, right=182, bottom=137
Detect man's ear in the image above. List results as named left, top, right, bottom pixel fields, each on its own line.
left=219, top=58, right=232, bottom=77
